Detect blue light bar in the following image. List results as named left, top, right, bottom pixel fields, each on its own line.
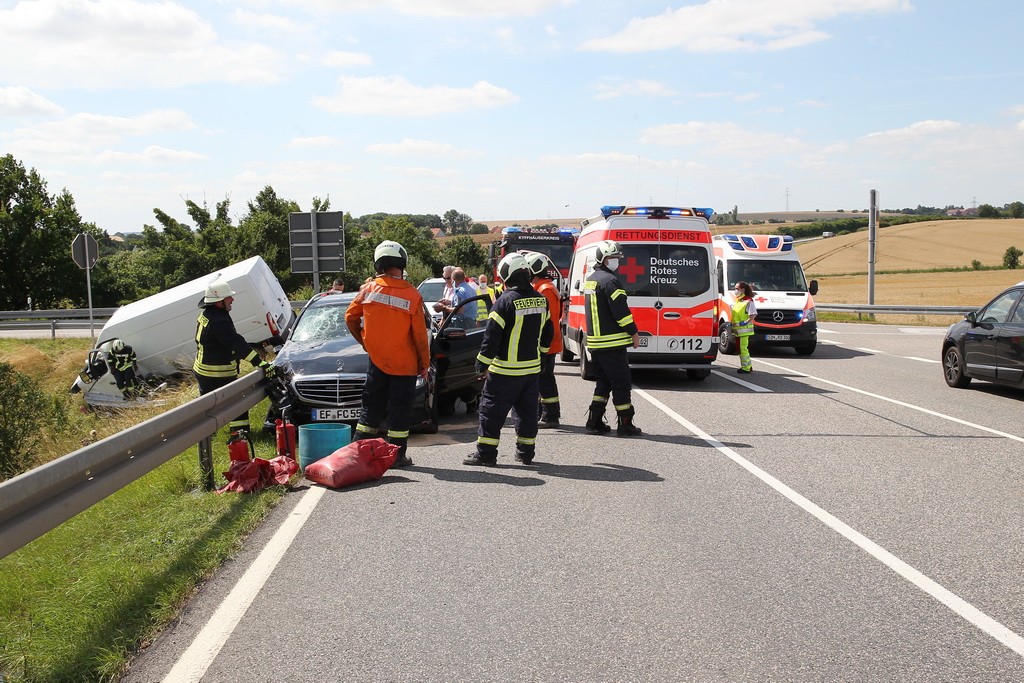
left=601, top=205, right=626, bottom=218
left=767, top=237, right=780, bottom=249
left=502, top=226, right=521, bottom=234
left=741, top=236, right=758, bottom=249
left=694, top=208, right=715, bottom=220
left=558, top=227, right=579, bottom=235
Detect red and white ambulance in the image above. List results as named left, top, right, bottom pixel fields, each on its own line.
left=562, top=205, right=719, bottom=380
left=712, top=234, right=818, bottom=356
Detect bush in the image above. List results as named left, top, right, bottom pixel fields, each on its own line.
left=971, top=259, right=982, bottom=270
left=0, top=363, right=52, bottom=479
left=1003, top=246, right=1022, bottom=269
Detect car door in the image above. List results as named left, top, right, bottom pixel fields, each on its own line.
left=965, top=290, right=1019, bottom=379
left=996, top=288, right=1024, bottom=384
left=431, top=294, right=488, bottom=396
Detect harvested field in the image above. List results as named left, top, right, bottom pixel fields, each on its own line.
left=797, top=219, right=1024, bottom=275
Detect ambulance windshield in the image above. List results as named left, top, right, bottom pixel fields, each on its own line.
left=616, top=245, right=711, bottom=297
left=727, top=260, right=807, bottom=292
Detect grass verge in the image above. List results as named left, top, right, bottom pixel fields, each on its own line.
left=0, top=337, right=288, bottom=682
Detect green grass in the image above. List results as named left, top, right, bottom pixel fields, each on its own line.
left=0, top=401, right=286, bottom=682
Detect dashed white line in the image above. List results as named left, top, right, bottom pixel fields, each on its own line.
left=711, top=370, right=772, bottom=392
left=856, top=347, right=884, bottom=354
left=905, top=356, right=941, bottom=364
left=634, top=388, right=1024, bottom=659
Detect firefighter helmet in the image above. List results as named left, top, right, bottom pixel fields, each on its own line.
left=373, top=240, right=408, bottom=273
left=203, top=277, right=236, bottom=304
left=497, top=251, right=531, bottom=286
left=594, top=240, right=624, bottom=265
left=111, top=339, right=126, bottom=353
left=524, top=251, right=554, bottom=278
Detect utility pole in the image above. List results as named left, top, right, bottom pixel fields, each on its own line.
left=784, top=187, right=790, bottom=212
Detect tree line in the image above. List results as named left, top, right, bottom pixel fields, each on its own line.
left=0, top=155, right=489, bottom=310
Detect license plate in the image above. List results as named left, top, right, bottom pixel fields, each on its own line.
left=638, top=336, right=649, bottom=347
left=764, top=334, right=791, bottom=341
left=313, top=407, right=360, bottom=421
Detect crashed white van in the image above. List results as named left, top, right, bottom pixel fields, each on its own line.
left=71, top=256, right=294, bottom=406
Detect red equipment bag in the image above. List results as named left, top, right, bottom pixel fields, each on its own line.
left=303, top=438, right=399, bottom=489
left=217, top=455, right=299, bottom=494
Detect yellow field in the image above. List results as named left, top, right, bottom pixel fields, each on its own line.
left=796, top=219, right=1024, bottom=274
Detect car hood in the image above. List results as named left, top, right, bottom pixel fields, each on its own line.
left=273, top=337, right=370, bottom=377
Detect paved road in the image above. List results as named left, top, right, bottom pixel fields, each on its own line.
left=123, top=323, right=1024, bottom=681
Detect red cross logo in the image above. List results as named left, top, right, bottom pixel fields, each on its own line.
left=617, top=257, right=645, bottom=284
left=755, top=295, right=768, bottom=303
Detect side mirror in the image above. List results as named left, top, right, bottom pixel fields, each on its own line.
left=964, top=311, right=978, bottom=325
left=808, top=280, right=818, bottom=296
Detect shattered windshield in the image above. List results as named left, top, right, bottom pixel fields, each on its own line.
left=292, top=304, right=351, bottom=343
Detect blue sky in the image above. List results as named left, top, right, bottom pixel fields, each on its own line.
left=1, top=0, right=1022, bottom=234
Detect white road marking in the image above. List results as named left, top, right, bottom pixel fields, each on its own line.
left=711, top=370, right=772, bottom=392
left=162, top=486, right=327, bottom=682
left=755, top=359, right=1024, bottom=445
left=634, top=388, right=1024, bottom=659
left=819, top=339, right=842, bottom=345
left=905, top=356, right=941, bottom=364
left=856, top=347, right=884, bottom=354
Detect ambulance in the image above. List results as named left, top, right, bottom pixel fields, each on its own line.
left=562, top=205, right=719, bottom=380
left=713, top=234, right=818, bottom=356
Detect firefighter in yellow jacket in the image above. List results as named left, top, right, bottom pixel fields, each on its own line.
left=345, top=241, right=430, bottom=468
left=193, top=277, right=274, bottom=437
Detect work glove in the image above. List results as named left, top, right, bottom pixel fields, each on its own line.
left=258, top=361, right=276, bottom=380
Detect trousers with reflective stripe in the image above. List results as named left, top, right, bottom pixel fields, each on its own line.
left=476, top=372, right=539, bottom=459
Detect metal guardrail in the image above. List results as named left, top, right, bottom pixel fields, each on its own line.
left=815, top=304, right=973, bottom=317
left=0, top=371, right=268, bottom=560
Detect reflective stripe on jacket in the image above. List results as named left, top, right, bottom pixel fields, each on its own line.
left=584, top=265, right=637, bottom=350
left=345, top=275, right=430, bottom=376
left=731, top=298, right=755, bottom=337
left=476, top=285, right=553, bottom=376
left=193, top=305, right=260, bottom=378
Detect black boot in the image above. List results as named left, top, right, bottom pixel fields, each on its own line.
left=616, top=409, right=642, bottom=437
left=538, top=407, right=560, bottom=429
left=585, top=404, right=611, bottom=434
left=390, top=440, right=413, bottom=468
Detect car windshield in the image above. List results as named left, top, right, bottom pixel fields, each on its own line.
left=419, top=281, right=446, bottom=301
left=291, top=303, right=351, bottom=343
left=727, top=260, right=808, bottom=292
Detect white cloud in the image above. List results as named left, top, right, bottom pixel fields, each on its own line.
left=860, top=119, right=962, bottom=142
left=0, top=86, right=64, bottom=117
left=96, top=145, right=206, bottom=163
left=295, top=0, right=569, bottom=18
left=0, top=0, right=285, bottom=88
left=4, top=109, right=198, bottom=162
left=593, top=79, right=676, bottom=100
left=312, top=76, right=518, bottom=116
left=580, top=0, right=913, bottom=53
left=1003, top=104, right=1024, bottom=116
left=366, top=138, right=479, bottom=157
left=384, top=166, right=459, bottom=178
left=798, top=99, right=830, bottom=108
left=232, top=9, right=303, bottom=32
left=323, top=50, right=373, bottom=68
left=639, top=121, right=805, bottom=157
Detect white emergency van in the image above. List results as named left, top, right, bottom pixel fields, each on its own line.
left=713, top=234, right=818, bottom=356
left=562, top=205, right=719, bottom=380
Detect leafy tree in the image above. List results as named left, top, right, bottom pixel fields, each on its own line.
left=1003, top=246, right=1022, bottom=269
left=0, top=362, right=52, bottom=479
left=1007, top=201, right=1024, bottom=219
left=439, top=235, right=488, bottom=276
left=443, top=209, right=473, bottom=235
left=0, top=155, right=99, bottom=309
left=977, top=204, right=1001, bottom=218
left=347, top=215, right=440, bottom=283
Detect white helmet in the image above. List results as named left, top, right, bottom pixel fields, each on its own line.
left=203, top=277, right=236, bottom=304
left=373, top=240, right=408, bottom=273
left=497, top=252, right=531, bottom=285
left=111, top=339, right=126, bottom=353
left=594, top=240, right=624, bottom=265
left=524, top=251, right=555, bottom=278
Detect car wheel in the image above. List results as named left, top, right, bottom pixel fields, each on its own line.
left=579, top=338, right=596, bottom=381
left=943, top=345, right=971, bottom=388
left=686, top=368, right=710, bottom=381
left=794, top=341, right=816, bottom=356
left=719, top=322, right=737, bottom=355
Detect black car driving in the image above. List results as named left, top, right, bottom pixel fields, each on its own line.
left=266, top=291, right=487, bottom=432
left=942, top=281, right=1024, bottom=389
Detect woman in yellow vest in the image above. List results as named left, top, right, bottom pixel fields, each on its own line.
left=731, top=280, right=758, bottom=373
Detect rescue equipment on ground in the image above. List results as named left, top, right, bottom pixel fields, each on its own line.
left=303, top=438, right=399, bottom=489
left=227, top=430, right=255, bottom=463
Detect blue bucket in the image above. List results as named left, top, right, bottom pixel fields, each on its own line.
left=298, top=423, right=352, bottom=471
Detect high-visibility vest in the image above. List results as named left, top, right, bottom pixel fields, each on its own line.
left=731, top=299, right=754, bottom=337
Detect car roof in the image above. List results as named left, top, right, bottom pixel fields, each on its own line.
left=305, top=291, right=357, bottom=309
left=419, top=277, right=445, bottom=286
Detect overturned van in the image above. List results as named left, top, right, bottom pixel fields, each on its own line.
left=71, top=256, right=294, bottom=406
left=713, top=234, right=818, bottom=356
left=562, top=205, right=719, bottom=380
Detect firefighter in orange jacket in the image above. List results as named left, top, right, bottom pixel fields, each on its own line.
left=345, top=241, right=430, bottom=468
left=525, top=252, right=563, bottom=428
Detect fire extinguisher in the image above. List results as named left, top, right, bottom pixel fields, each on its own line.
left=275, top=419, right=297, bottom=459
left=228, top=430, right=254, bottom=463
